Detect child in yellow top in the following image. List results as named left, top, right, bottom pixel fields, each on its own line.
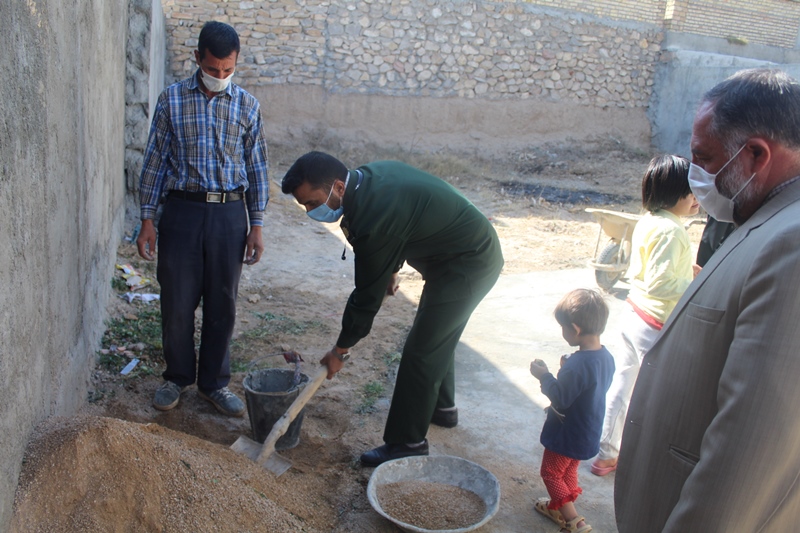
left=591, top=155, right=700, bottom=476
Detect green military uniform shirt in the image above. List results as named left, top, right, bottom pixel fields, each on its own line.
left=336, top=160, right=504, bottom=348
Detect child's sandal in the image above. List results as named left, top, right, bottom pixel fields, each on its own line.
left=534, top=497, right=566, bottom=527
left=561, top=515, right=592, bottom=533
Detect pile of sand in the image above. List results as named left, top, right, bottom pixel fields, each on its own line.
left=10, top=415, right=324, bottom=532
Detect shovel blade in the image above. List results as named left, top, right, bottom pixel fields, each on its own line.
left=262, top=452, right=293, bottom=476
left=230, top=435, right=262, bottom=461
left=230, top=435, right=293, bottom=476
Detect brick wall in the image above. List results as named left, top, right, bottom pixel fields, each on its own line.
left=676, top=0, right=798, bottom=49
left=520, top=0, right=800, bottom=48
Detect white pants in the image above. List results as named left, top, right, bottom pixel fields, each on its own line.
left=596, top=305, right=661, bottom=461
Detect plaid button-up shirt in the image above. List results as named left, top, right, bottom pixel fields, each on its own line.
left=139, top=70, right=269, bottom=225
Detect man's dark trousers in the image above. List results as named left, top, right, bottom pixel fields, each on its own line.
left=156, top=196, right=248, bottom=392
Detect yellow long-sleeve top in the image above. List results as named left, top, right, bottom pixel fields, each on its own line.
left=626, top=209, right=694, bottom=324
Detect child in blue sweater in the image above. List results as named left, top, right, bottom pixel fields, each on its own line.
left=530, top=289, right=615, bottom=533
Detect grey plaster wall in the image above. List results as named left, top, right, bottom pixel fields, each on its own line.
left=650, top=33, right=800, bottom=157
left=254, top=84, right=652, bottom=156
left=0, top=0, right=128, bottom=528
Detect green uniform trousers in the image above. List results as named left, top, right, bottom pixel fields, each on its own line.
left=383, top=269, right=501, bottom=444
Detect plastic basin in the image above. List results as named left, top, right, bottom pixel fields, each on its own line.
left=367, top=455, right=501, bottom=533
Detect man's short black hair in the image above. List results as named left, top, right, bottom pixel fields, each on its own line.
left=198, top=21, right=240, bottom=60
left=281, top=151, right=349, bottom=194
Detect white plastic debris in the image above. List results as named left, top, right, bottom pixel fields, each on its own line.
left=120, top=358, right=140, bottom=375
left=122, top=292, right=160, bottom=304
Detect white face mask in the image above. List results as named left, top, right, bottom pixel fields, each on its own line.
left=688, top=144, right=756, bottom=223
left=200, top=69, right=234, bottom=93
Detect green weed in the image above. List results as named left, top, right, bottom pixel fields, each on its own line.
left=98, top=307, right=164, bottom=373
left=111, top=276, right=128, bottom=292
left=357, top=381, right=385, bottom=414
left=126, top=361, right=160, bottom=377
left=102, top=308, right=162, bottom=349
left=233, top=312, right=328, bottom=350
left=254, top=311, right=323, bottom=335
left=230, top=358, right=251, bottom=373
left=382, top=351, right=402, bottom=365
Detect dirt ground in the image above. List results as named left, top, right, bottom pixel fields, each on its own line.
left=10, top=138, right=705, bottom=532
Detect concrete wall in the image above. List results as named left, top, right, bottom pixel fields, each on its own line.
left=650, top=32, right=800, bottom=156
left=0, top=0, right=128, bottom=529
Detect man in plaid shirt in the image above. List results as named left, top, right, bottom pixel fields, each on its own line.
left=136, top=21, right=269, bottom=417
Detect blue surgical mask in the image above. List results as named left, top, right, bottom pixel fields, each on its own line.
left=307, top=185, right=344, bottom=223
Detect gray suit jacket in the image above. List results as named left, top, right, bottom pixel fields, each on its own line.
left=615, top=179, right=800, bottom=532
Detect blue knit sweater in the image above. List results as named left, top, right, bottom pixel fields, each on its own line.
left=538, top=347, right=615, bottom=460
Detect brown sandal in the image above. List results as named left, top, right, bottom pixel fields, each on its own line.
left=534, top=497, right=566, bottom=527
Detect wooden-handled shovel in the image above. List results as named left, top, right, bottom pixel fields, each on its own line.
left=230, top=365, right=328, bottom=476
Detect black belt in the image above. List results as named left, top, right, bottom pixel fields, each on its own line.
left=169, top=189, right=244, bottom=203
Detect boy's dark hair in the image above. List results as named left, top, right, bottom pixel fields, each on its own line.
left=641, top=154, right=691, bottom=212
left=198, top=21, right=240, bottom=60
left=554, top=288, right=609, bottom=335
left=281, top=151, right=349, bottom=194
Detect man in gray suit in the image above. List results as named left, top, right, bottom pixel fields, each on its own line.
left=615, top=68, right=800, bottom=531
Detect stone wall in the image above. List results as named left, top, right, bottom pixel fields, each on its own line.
left=0, top=0, right=128, bottom=529
left=163, top=1, right=663, bottom=108
left=126, top=0, right=167, bottom=193
left=138, top=0, right=800, bottom=170
left=155, top=0, right=666, bottom=153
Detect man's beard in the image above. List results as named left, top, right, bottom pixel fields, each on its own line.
left=717, top=156, right=759, bottom=221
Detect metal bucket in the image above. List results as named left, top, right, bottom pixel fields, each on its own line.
left=242, top=368, right=309, bottom=451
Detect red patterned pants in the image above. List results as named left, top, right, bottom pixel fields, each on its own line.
left=541, top=448, right=583, bottom=509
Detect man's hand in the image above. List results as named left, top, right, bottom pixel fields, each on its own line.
left=530, top=359, right=549, bottom=380
left=320, top=345, right=348, bottom=379
left=244, top=226, right=264, bottom=265
left=385, top=272, right=400, bottom=296
left=137, top=219, right=157, bottom=261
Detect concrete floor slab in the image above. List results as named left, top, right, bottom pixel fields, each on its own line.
left=430, top=268, right=627, bottom=532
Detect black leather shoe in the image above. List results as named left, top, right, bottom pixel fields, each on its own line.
left=431, top=407, right=458, bottom=428
left=360, top=440, right=429, bottom=467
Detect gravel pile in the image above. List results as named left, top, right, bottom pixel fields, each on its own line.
left=10, top=415, right=323, bottom=532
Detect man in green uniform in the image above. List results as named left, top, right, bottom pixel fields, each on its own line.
left=281, top=151, right=504, bottom=466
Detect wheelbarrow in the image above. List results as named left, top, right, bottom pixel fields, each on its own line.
left=585, top=208, right=641, bottom=291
